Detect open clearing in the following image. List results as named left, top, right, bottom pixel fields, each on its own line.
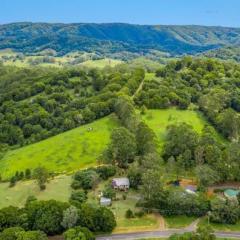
left=79, top=58, right=122, bottom=68
left=0, top=49, right=122, bottom=68
left=0, top=175, right=72, bottom=208
left=142, top=109, right=222, bottom=150
left=164, top=215, right=197, bottom=228
left=0, top=116, right=118, bottom=179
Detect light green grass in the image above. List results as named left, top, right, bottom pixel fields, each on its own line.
left=199, top=217, right=240, bottom=232
left=0, top=49, right=17, bottom=56
left=142, top=109, right=221, bottom=150
left=164, top=215, right=197, bottom=228
left=0, top=49, right=122, bottom=68
left=111, top=192, right=160, bottom=232
left=144, top=73, right=159, bottom=81
left=0, top=175, right=72, bottom=208
left=0, top=116, right=118, bottom=179
left=80, top=58, right=122, bottom=68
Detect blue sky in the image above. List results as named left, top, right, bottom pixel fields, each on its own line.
left=1, top=0, right=240, bottom=27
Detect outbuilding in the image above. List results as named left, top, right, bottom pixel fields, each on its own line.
left=185, top=185, right=197, bottom=195
left=100, top=197, right=112, bottom=206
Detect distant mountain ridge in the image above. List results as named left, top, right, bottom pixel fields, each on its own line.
left=0, top=22, right=240, bottom=56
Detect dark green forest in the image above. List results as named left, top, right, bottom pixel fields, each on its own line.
left=1, top=23, right=240, bottom=57
left=0, top=64, right=144, bottom=146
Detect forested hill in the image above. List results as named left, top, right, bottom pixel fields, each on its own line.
left=1, top=22, right=240, bottom=56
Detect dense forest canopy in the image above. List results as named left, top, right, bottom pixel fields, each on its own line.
left=1, top=22, right=240, bottom=57
left=202, top=46, right=240, bottom=62
left=0, top=64, right=145, bottom=146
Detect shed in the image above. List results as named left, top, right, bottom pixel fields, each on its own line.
left=112, top=177, right=130, bottom=191
left=185, top=185, right=197, bottom=195
left=100, top=197, right=112, bottom=206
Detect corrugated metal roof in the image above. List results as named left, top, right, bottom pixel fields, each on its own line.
left=112, top=177, right=130, bottom=186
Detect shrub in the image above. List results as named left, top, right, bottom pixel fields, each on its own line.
left=61, top=206, right=79, bottom=229
left=70, top=190, right=87, bottom=205
left=73, top=170, right=99, bottom=190
left=71, top=180, right=82, bottom=190
left=78, top=204, right=116, bottom=233
left=0, top=227, right=24, bottom=240
left=9, top=176, right=17, bottom=188
left=102, top=186, right=116, bottom=200
left=125, top=209, right=134, bottom=219
left=135, top=211, right=145, bottom=218
left=16, top=230, right=48, bottom=240
left=96, top=166, right=116, bottom=180
left=64, top=226, right=95, bottom=240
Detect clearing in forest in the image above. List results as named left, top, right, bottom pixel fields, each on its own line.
left=142, top=108, right=220, bottom=150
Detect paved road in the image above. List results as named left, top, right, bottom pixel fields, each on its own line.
left=97, top=229, right=189, bottom=240
left=97, top=229, right=240, bottom=240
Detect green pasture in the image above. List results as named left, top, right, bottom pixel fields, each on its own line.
left=142, top=109, right=222, bottom=150
left=0, top=175, right=72, bottom=208
left=0, top=116, right=118, bottom=179
left=79, top=58, right=122, bottom=68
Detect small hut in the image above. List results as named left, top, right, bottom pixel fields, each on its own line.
left=100, top=197, right=112, bottom=206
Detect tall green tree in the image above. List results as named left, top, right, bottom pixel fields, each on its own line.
left=107, top=127, right=137, bottom=168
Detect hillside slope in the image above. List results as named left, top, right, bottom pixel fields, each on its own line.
left=1, top=23, right=240, bottom=56
left=201, top=46, right=240, bottom=62
left=0, top=116, right=118, bottom=179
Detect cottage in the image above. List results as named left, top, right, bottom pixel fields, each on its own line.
left=100, top=197, right=112, bottom=206
left=112, top=177, right=130, bottom=191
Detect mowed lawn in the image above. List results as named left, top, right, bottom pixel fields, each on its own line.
left=142, top=109, right=219, bottom=150
left=164, top=215, right=197, bottom=228
left=0, top=175, right=72, bottom=208
left=0, top=116, right=118, bottom=179
left=199, top=217, right=240, bottom=232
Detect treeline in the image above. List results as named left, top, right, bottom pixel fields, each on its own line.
left=103, top=95, right=158, bottom=168
left=0, top=64, right=145, bottom=147
left=202, top=46, right=240, bottom=62
left=134, top=57, right=240, bottom=141
left=0, top=198, right=116, bottom=239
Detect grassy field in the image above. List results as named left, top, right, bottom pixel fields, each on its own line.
left=0, top=116, right=118, bottom=179
left=199, top=217, right=240, bottom=232
left=0, top=50, right=122, bottom=68
left=142, top=109, right=222, bottom=150
left=111, top=192, right=161, bottom=233
left=0, top=175, right=72, bottom=208
left=164, top=215, right=197, bottom=228
left=79, top=58, right=122, bottom=68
